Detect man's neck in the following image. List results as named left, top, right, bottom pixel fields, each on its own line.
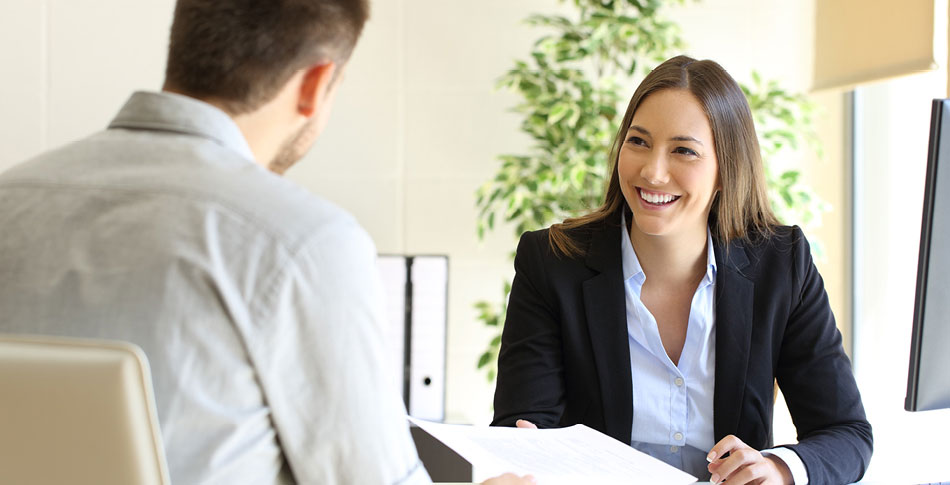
left=160, top=85, right=284, bottom=168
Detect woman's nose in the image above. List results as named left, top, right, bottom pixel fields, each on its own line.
left=640, top=153, right=670, bottom=186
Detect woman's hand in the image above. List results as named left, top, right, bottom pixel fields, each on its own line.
left=482, top=472, right=537, bottom=485
left=515, top=419, right=538, bottom=429
left=706, top=435, right=792, bottom=485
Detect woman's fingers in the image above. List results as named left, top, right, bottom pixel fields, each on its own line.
left=708, top=435, right=771, bottom=485
left=707, top=434, right=745, bottom=463
left=710, top=447, right=760, bottom=483
left=515, top=419, right=538, bottom=429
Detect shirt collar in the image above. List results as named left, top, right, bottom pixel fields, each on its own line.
left=620, top=211, right=718, bottom=285
left=108, top=91, right=257, bottom=164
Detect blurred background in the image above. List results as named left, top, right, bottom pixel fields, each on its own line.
left=1, top=0, right=948, bottom=482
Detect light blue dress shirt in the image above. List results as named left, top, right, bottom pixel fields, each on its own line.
left=620, top=213, right=809, bottom=484
left=621, top=213, right=717, bottom=478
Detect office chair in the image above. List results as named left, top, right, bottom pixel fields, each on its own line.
left=0, top=334, right=170, bottom=485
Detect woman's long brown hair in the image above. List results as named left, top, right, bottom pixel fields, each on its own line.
left=548, top=55, right=780, bottom=257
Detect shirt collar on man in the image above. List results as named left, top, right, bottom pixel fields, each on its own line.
left=108, top=91, right=257, bottom=163
left=620, top=211, right=717, bottom=288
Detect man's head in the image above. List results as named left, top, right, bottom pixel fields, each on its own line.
left=164, top=0, right=368, bottom=114
left=163, top=0, right=369, bottom=172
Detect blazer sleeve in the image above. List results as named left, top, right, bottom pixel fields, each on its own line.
left=492, top=230, right=567, bottom=428
left=777, top=227, right=873, bottom=484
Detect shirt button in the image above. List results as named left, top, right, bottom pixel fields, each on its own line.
left=670, top=445, right=679, bottom=453
left=673, top=432, right=684, bottom=441
left=674, top=377, right=684, bottom=387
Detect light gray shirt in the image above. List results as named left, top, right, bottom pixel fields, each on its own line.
left=0, top=91, right=430, bottom=485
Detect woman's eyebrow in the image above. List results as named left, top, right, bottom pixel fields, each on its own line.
left=628, top=125, right=651, bottom=136
left=629, top=126, right=703, bottom=146
left=671, top=135, right=703, bottom=145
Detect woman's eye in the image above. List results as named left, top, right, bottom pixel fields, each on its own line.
left=627, top=136, right=647, bottom=147
left=674, top=146, right=698, bottom=157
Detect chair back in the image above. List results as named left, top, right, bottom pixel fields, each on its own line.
left=0, top=334, right=170, bottom=485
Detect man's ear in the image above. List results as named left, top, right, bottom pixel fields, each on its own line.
left=297, top=61, right=337, bottom=118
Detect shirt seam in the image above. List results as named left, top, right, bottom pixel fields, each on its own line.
left=109, top=120, right=239, bottom=150
left=0, top=179, right=318, bottom=255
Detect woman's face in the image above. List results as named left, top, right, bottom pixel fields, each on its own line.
left=618, top=88, right=720, bottom=242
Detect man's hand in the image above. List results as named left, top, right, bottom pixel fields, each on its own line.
left=482, top=472, right=537, bottom=485
left=476, top=420, right=540, bottom=484
left=706, top=435, right=793, bottom=485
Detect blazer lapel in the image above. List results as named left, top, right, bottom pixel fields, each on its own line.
left=712, top=240, right=754, bottom=441
left=582, top=220, right=633, bottom=444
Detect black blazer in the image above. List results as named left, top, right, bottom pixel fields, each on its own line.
left=492, top=214, right=872, bottom=484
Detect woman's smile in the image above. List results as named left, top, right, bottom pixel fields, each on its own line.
left=637, top=187, right=681, bottom=208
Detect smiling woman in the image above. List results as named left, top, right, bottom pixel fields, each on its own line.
left=546, top=56, right=779, bottom=258
left=619, top=89, right=720, bottom=244
left=491, top=56, right=873, bottom=485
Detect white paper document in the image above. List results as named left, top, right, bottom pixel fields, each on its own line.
left=408, top=417, right=697, bottom=485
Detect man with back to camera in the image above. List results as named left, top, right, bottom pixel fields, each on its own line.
left=0, top=1, right=533, bottom=484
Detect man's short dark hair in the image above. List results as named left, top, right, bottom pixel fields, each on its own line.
left=164, top=0, right=369, bottom=114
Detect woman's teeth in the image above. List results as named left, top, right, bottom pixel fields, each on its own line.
left=641, top=190, right=677, bottom=205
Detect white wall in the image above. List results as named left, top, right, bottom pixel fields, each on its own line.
left=0, top=1, right=175, bottom=161
left=0, top=0, right=846, bottom=432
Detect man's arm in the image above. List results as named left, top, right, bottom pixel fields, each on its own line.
left=245, top=218, right=429, bottom=485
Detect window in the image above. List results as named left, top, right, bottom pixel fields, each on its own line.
left=852, top=71, right=950, bottom=483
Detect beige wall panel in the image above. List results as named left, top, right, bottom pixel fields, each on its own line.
left=404, top=90, right=527, bottom=180
left=301, top=173, right=404, bottom=255
left=405, top=0, right=569, bottom=92
left=671, top=0, right=814, bottom=91
left=441, top=258, right=514, bottom=425
left=343, top=0, right=402, bottom=90
left=296, top=84, right=402, bottom=179
left=404, top=176, right=514, bottom=256
left=0, top=0, right=47, bottom=170
left=47, top=0, right=173, bottom=147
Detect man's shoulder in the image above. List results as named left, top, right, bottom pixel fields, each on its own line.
left=0, top=129, right=369, bottom=256
left=242, top=173, right=371, bottom=257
